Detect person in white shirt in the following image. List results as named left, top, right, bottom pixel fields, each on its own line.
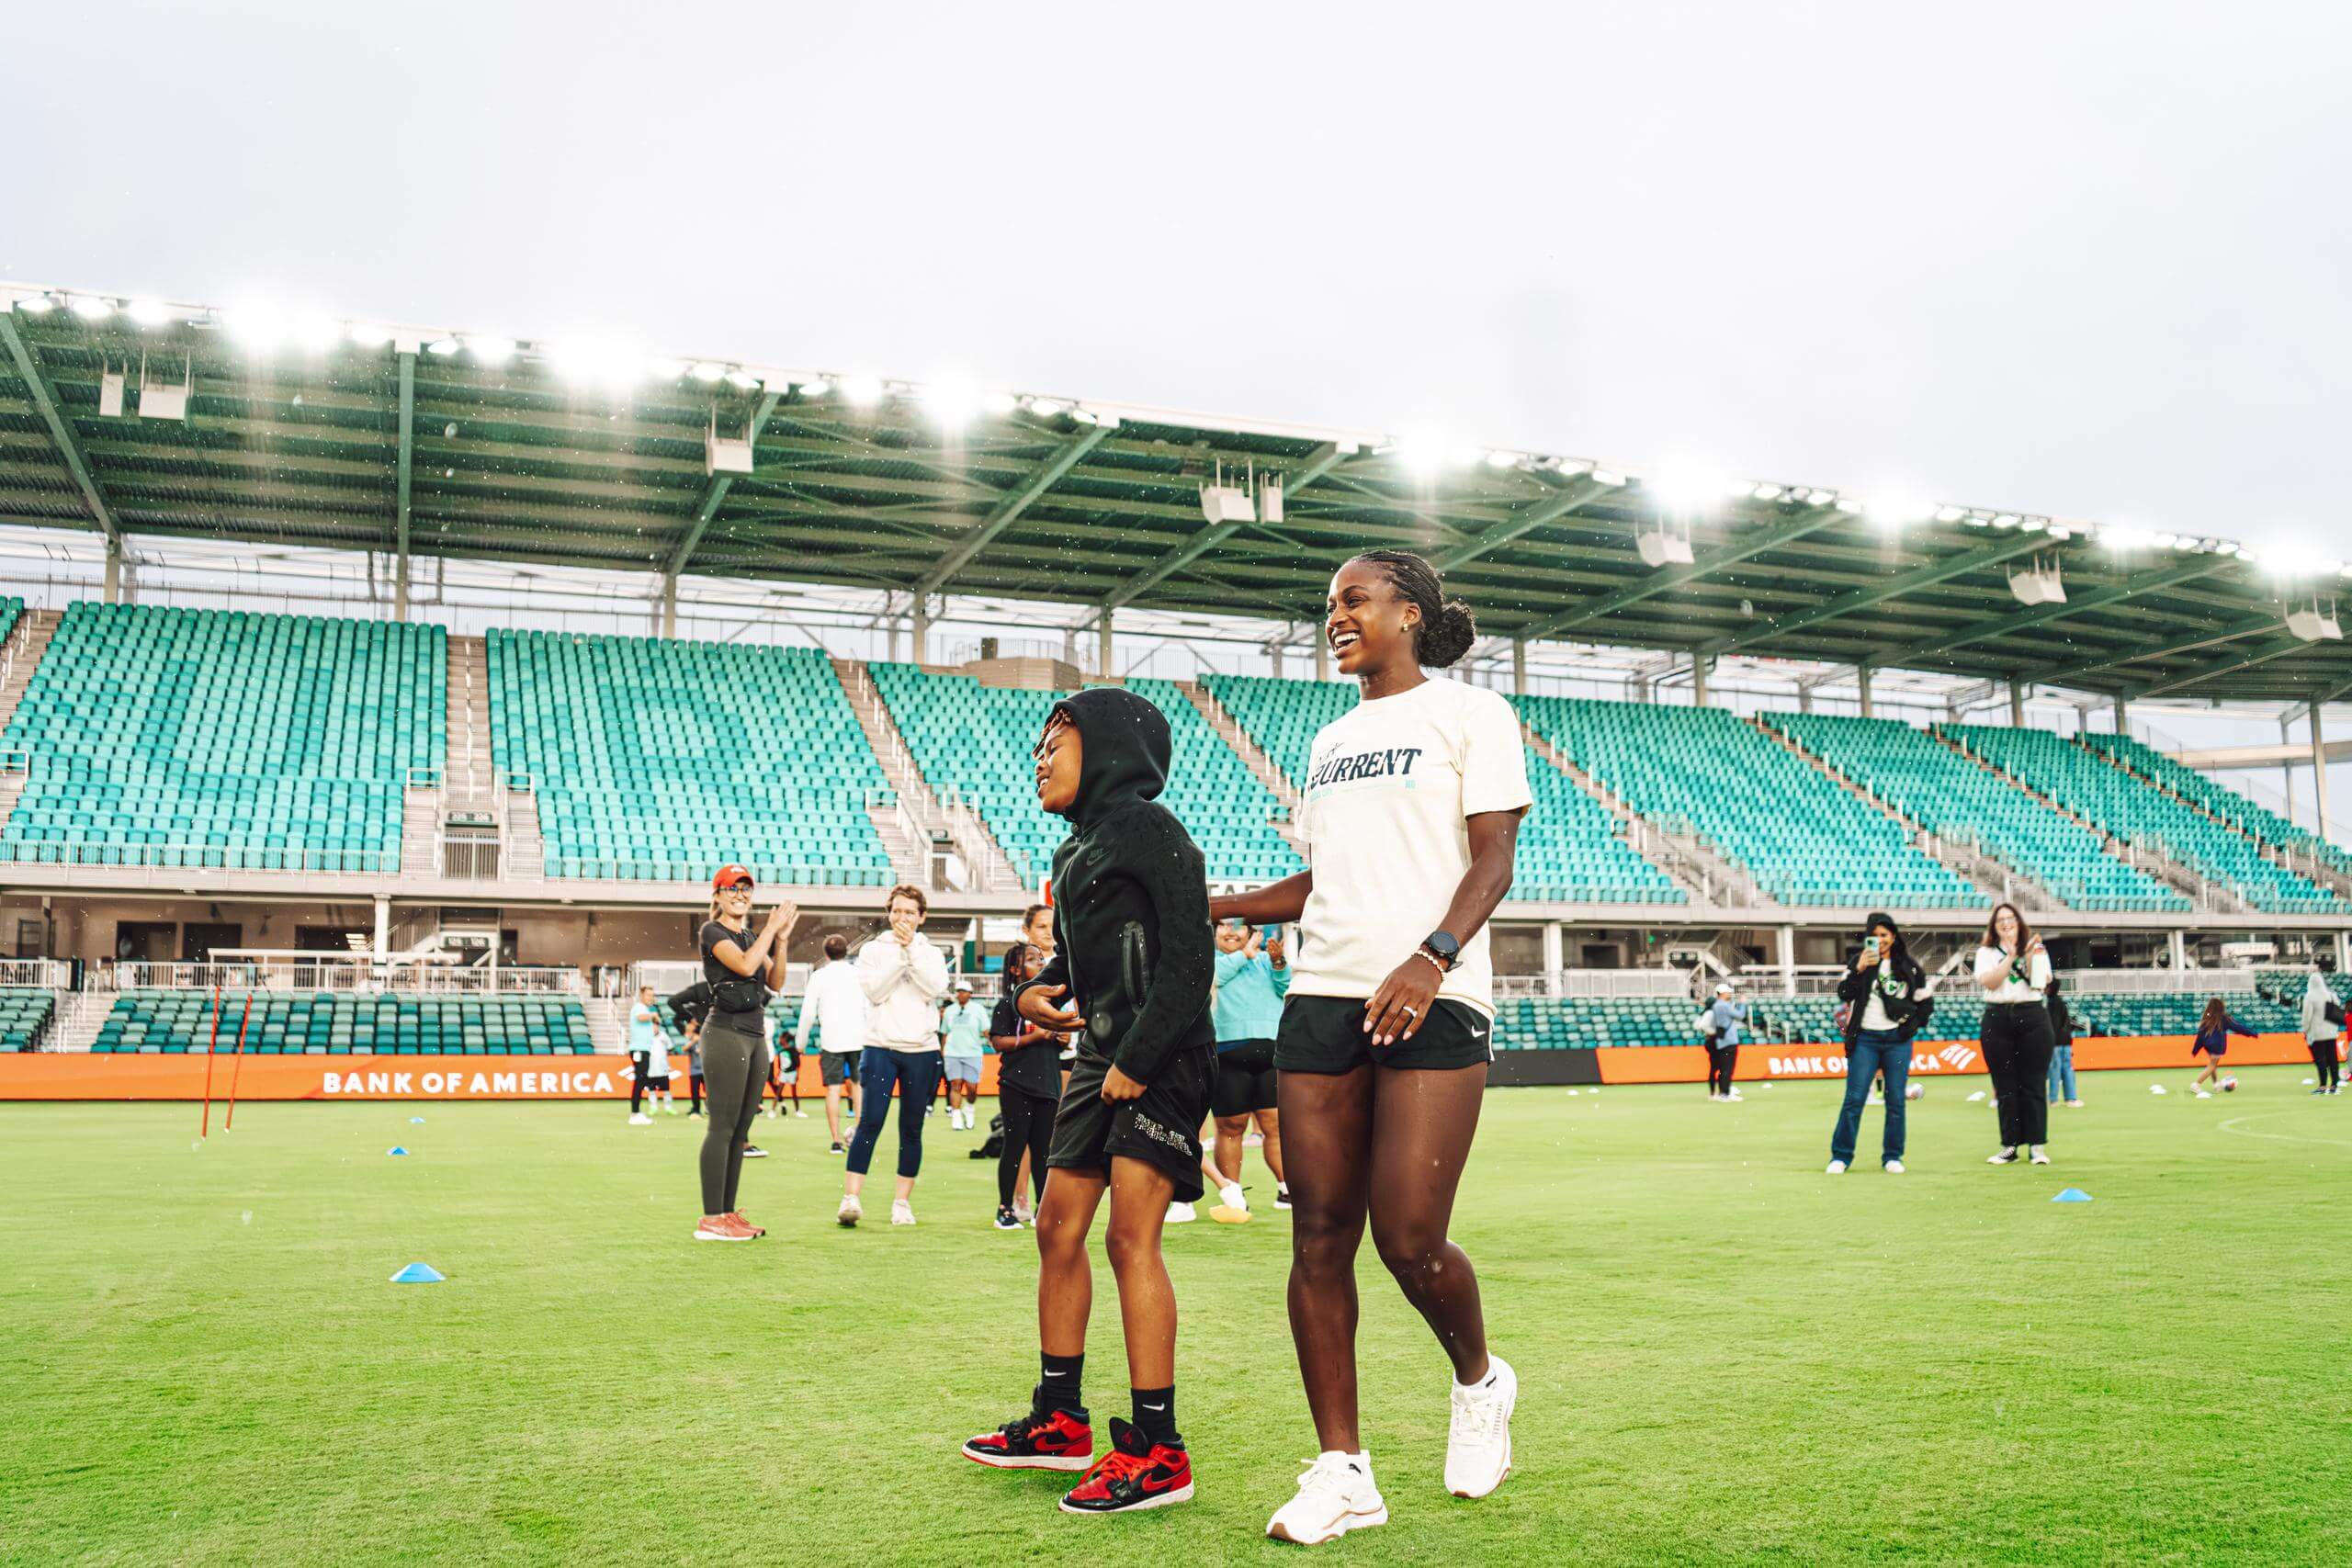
left=2302, top=969, right=2343, bottom=1095
left=1210, top=549, right=1528, bottom=1543
left=839, top=884, right=950, bottom=1227
left=1974, top=901, right=2055, bottom=1166
left=803, top=933, right=870, bottom=1152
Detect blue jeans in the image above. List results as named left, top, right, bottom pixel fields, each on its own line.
left=2048, top=1043, right=2076, bottom=1102
left=1831, top=1031, right=1911, bottom=1164
left=846, top=1048, right=945, bottom=1180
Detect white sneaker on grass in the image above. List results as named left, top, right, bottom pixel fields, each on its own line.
left=1826, top=1159, right=1848, bottom=1175
left=1883, top=1159, right=1905, bottom=1174
left=1444, top=1356, right=1515, bottom=1499
left=1166, top=1201, right=1197, bottom=1224
left=1266, top=1452, right=1386, bottom=1544
left=2029, top=1147, right=2051, bottom=1166
left=836, top=1194, right=862, bottom=1228
left=628, top=1112, right=652, bottom=1126
left=890, top=1199, right=917, bottom=1226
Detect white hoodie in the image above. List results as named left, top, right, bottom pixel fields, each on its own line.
left=857, top=931, right=950, bottom=1053
left=2301, top=973, right=2341, bottom=1043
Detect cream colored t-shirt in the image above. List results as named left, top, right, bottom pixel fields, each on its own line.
left=1290, top=677, right=1532, bottom=1020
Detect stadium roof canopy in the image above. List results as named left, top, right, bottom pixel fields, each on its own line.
left=4, top=282, right=2348, bottom=705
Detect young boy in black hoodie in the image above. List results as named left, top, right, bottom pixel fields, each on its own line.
left=959, top=686, right=1215, bottom=1516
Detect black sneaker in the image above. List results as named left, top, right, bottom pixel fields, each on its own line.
left=742, top=1145, right=769, bottom=1159
left=993, top=1204, right=1023, bottom=1231
left=829, top=1141, right=846, bottom=1154
left=1274, top=1185, right=1293, bottom=1211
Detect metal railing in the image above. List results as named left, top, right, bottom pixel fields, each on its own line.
left=0, top=841, right=400, bottom=874
left=0, top=958, right=69, bottom=988
left=99, top=959, right=587, bottom=995
left=439, top=835, right=503, bottom=880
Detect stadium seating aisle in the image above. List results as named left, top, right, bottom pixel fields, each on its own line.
left=486, top=631, right=892, bottom=886
left=0, top=987, right=56, bottom=1052
left=0, top=594, right=21, bottom=653
left=0, top=604, right=441, bottom=873
left=1945, top=726, right=2342, bottom=915
left=1768, top=713, right=2188, bottom=912
left=1516, top=695, right=1984, bottom=908
left=1125, top=679, right=1302, bottom=881
left=89, top=991, right=595, bottom=1055
left=2083, top=733, right=2352, bottom=878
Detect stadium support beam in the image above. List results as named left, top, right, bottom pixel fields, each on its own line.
left=1708, top=533, right=2053, bottom=660
left=393, top=348, right=415, bottom=619
left=663, top=389, right=783, bottom=579
left=2134, top=636, right=2309, bottom=701
left=1515, top=503, right=1842, bottom=647
left=2045, top=610, right=2279, bottom=688
left=1433, top=476, right=1614, bottom=573
left=1315, top=634, right=1329, bottom=682
left=1078, top=443, right=1347, bottom=632
left=915, top=423, right=1114, bottom=598
left=0, top=313, right=123, bottom=551
left=2009, top=677, right=2027, bottom=728
left=2313, top=702, right=2331, bottom=842
left=660, top=573, right=678, bottom=639
left=1874, top=556, right=2232, bottom=673
left=1511, top=638, right=1527, bottom=696
left=1098, top=612, right=1114, bottom=680
left=1857, top=666, right=1873, bottom=717
left=1691, top=653, right=1711, bottom=707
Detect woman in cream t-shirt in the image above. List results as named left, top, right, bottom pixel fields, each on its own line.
left=1209, top=548, right=1529, bottom=1544
left=1974, top=901, right=2055, bottom=1167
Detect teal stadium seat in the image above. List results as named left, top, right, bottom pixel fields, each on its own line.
left=0, top=987, right=56, bottom=1052
left=0, top=604, right=439, bottom=874
left=487, top=631, right=892, bottom=887
left=87, top=991, right=595, bottom=1055
left=1768, top=713, right=2188, bottom=913
left=2083, top=733, right=2352, bottom=883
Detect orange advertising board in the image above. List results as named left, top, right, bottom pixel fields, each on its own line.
left=1591, top=1034, right=2323, bottom=1085
left=0, top=1053, right=1007, bottom=1101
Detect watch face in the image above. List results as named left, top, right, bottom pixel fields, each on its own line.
left=1426, top=931, right=1461, bottom=961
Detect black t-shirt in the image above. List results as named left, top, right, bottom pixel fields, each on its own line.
left=991, top=995, right=1063, bottom=1099
left=700, top=920, right=772, bottom=1016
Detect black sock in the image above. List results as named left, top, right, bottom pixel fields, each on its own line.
left=1131, top=1385, right=1177, bottom=1447
left=1039, top=1352, right=1084, bottom=1417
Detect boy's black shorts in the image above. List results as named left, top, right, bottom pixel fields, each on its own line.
left=1211, top=1038, right=1278, bottom=1118
left=1047, top=1045, right=1215, bottom=1203
left=1273, top=995, right=1496, bottom=1075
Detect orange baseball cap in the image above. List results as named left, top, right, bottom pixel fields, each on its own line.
left=711, top=863, right=755, bottom=890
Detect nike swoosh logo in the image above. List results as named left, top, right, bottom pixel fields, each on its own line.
left=1143, top=1404, right=1165, bottom=1412
left=1469, top=1027, right=1488, bottom=1040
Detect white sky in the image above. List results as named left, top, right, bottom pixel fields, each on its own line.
left=6, top=1, right=2351, bottom=551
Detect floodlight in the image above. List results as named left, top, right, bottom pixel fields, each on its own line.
left=67, top=294, right=113, bottom=320
left=1863, top=493, right=1931, bottom=528
left=127, top=299, right=175, bottom=327
left=796, top=377, right=831, bottom=397
left=1394, top=436, right=1447, bottom=475
left=1589, top=468, right=1627, bottom=488
left=2153, top=532, right=2177, bottom=548
left=1486, top=448, right=1521, bottom=469
left=840, top=374, right=885, bottom=407
left=1647, top=461, right=1728, bottom=515
left=1804, top=488, right=1837, bottom=505
left=1935, top=505, right=1966, bottom=523
left=1026, top=398, right=1065, bottom=417
left=724, top=368, right=761, bottom=389
left=11, top=290, right=53, bottom=314
left=689, top=362, right=727, bottom=383
left=227, top=305, right=292, bottom=352
left=1991, top=513, right=2019, bottom=529
left=922, top=376, right=979, bottom=428
left=548, top=339, right=648, bottom=393
left=346, top=321, right=394, bottom=347
left=425, top=337, right=460, bottom=355
left=466, top=336, right=515, bottom=366
left=981, top=390, right=1017, bottom=416
left=644, top=358, right=686, bottom=380
left=1750, top=483, right=1784, bottom=502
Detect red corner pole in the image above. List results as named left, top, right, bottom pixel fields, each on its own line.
left=223, top=992, right=255, bottom=1130
left=198, top=985, right=223, bottom=1138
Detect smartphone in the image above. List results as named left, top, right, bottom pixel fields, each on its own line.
left=1864, top=936, right=1880, bottom=957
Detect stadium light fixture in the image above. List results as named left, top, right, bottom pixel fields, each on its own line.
left=226, top=304, right=291, bottom=352
left=1589, top=467, right=1627, bottom=487
left=2101, top=525, right=2156, bottom=552
left=1647, top=461, right=1729, bottom=515
left=922, top=375, right=980, bottom=429
left=796, top=377, right=831, bottom=398
left=1935, top=504, right=1966, bottom=523
left=1805, top=488, right=1837, bottom=505
left=724, top=368, right=761, bottom=390
left=548, top=339, right=649, bottom=394
left=10, top=289, right=54, bottom=314
left=689, top=361, right=727, bottom=383
left=466, top=336, right=515, bottom=367
left=127, top=299, right=176, bottom=328
left=66, top=293, right=114, bottom=320
left=841, top=374, right=885, bottom=407
left=1863, top=493, right=1932, bottom=529
left=346, top=321, right=394, bottom=347
left=1026, top=397, right=1065, bottom=417
left=1749, top=482, right=1784, bottom=502
left=644, top=357, right=686, bottom=381
left=425, top=337, right=460, bottom=356
left=981, top=390, right=1017, bottom=417
left=1991, top=513, right=2020, bottom=529
left=1485, top=448, right=1522, bottom=469
left=1394, top=435, right=1449, bottom=476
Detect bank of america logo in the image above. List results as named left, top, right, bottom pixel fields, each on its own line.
left=1936, top=1044, right=1977, bottom=1070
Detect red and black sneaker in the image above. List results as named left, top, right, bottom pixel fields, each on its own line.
left=961, top=1397, right=1093, bottom=1472
left=1058, top=1417, right=1193, bottom=1515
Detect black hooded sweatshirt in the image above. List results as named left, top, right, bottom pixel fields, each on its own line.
left=1835, top=917, right=1933, bottom=1045
left=1015, top=687, right=1213, bottom=1084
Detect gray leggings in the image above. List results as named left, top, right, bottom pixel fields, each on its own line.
left=699, top=1015, right=770, bottom=1214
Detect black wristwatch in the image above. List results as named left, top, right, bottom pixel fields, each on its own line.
left=1417, top=931, right=1462, bottom=973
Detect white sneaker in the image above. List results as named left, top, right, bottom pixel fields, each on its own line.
left=1166, top=1201, right=1197, bottom=1224
left=794, top=1109, right=808, bottom=1119
left=628, top=1113, right=652, bottom=1126
left=1988, top=1148, right=2018, bottom=1165
left=1266, top=1452, right=1387, bottom=1544
left=1444, top=1356, right=1516, bottom=1499
left=1883, top=1159, right=1905, bottom=1174
left=891, top=1200, right=917, bottom=1226
left=836, top=1195, right=862, bottom=1228
left=1867, top=1094, right=1884, bottom=1106
left=1725, top=1090, right=1743, bottom=1102
left=1826, top=1159, right=1848, bottom=1175
left=2195, top=1090, right=2212, bottom=1100
left=2067, top=1099, right=2084, bottom=1108
left=2029, top=1147, right=2051, bottom=1166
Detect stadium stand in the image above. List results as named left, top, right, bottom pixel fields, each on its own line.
left=0, top=604, right=440, bottom=873
left=869, top=666, right=1304, bottom=883
left=90, top=992, right=595, bottom=1055
left=1943, top=725, right=2343, bottom=914
left=1767, top=713, right=2188, bottom=912
left=1516, top=695, right=1984, bottom=908
left=1, top=988, right=55, bottom=1052
left=0, top=593, right=21, bottom=652
left=487, top=632, right=892, bottom=886
left=1200, top=673, right=1354, bottom=785
left=2083, top=733, right=2352, bottom=877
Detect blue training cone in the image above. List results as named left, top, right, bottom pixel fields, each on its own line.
left=389, top=1262, right=444, bottom=1283
left=387, top=1145, right=409, bottom=1156
left=2052, top=1188, right=2093, bottom=1203
left=410, top=1116, right=426, bottom=1124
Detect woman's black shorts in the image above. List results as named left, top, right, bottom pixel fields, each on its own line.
left=1273, top=995, right=1496, bottom=1075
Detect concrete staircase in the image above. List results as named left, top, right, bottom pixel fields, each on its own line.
left=2075, top=736, right=2352, bottom=904
left=56, top=990, right=113, bottom=1054
left=1172, top=679, right=1304, bottom=851
left=0, top=607, right=61, bottom=834
left=505, top=788, right=547, bottom=880
left=1747, top=715, right=2060, bottom=912
left=1519, top=723, right=1767, bottom=908
left=444, top=636, right=499, bottom=810
left=831, top=657, right=1027, bottom=892
left=584, top=997, right=625, bottom=1055
left=1932, top=731, right=2248, bottom=915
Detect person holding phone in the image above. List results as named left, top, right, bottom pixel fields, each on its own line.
left=1975, top=902, right=2054, bottom=1166
left=1828, top=913, right=1931, bottom=1175
left=695, top=865, right=795, bottom=1240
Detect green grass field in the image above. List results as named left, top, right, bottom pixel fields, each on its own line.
left=5, top=1067, right=2348, bottom=1565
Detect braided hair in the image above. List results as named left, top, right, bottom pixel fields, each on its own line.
left=1346, top=548, right=1476, bottom=669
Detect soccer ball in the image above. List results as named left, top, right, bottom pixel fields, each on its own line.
left=1904, top=1083, right=1925, bottom=1100
left=2221, top=1076, right=2238, bottom=1093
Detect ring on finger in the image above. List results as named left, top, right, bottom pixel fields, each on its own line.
left=1402, top=1005, right=1418, bottom=1020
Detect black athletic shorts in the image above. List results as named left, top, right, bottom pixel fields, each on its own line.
left=1212, top=1038, right=1278, bottom=1118
left=1047, top=1046, right=1215, bottom=1203
left=820, top=1049, right=862, bottom=1086
left=1273, top=994, right=1496, bottom=1075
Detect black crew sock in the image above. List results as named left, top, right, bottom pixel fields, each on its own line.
left=1131, top=1385, right=1178, bottom=1447
left=1039, top=1352, right=1085, bottom=1417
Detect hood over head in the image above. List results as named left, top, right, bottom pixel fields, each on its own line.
left=1046, top=686, right=1170, bottom=827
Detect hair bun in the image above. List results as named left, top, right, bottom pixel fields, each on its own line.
left=1422, top=597, right=1476, bottom=669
